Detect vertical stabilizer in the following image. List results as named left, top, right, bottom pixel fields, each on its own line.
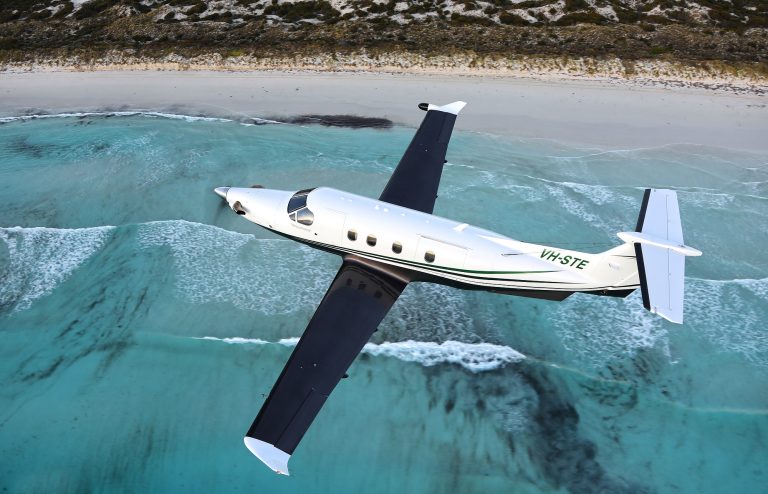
left=618, top=189, right=701, bottom=324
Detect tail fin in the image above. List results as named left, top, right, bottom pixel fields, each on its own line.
left=618, top=189, right=702, bottom=324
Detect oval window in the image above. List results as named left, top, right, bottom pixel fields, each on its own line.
left=392, top=241, right=402, bottom=254
left=347, top=230, right=357, bottom=241
left=367, top=235, right=377, bottom=247
left=424, top=251, right=435, bottom=263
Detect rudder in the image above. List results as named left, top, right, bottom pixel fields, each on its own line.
left=619, top=189, right=701, bottom=323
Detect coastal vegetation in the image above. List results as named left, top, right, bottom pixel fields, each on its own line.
left=0, top=0, right=766, bottom=79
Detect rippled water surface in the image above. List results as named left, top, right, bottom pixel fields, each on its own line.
left=1, top=113, right=766, bottom=493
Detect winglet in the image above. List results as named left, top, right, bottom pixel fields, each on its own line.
left=427, top=101, right=467, bottom=115
left=244, top=437, right=291, bottom=475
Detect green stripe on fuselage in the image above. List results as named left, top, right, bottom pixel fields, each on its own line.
left=281, top=230, right=565, bottom=281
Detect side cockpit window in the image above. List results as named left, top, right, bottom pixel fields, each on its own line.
left=288, top=188, right=315, bottom=226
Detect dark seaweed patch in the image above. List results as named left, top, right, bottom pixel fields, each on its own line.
left=521, top=367, right=650, bottom=494
left=22, top=356, right=64, bottom=382
left=57, top=319, right=81, bottom=339
left=282, top=114, right=393, bottom=129
left=8, top=136, right=48, bottom=158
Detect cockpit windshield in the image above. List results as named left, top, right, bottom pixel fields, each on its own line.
left=287, top=188, right=315, bottom=226
left=287, top=188, right=314, bottom=213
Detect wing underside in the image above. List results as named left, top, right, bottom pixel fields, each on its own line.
left=245, top=258, right=408, bottom=474
left=378, top=102, right=466, bottom=214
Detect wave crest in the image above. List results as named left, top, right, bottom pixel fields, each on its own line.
left=0, top=111, right=281, bottom=125
left=195, top=336, right=525, bottom=372
left=0, top=225, right=113, bottom=312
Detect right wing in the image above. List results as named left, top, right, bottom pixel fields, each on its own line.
left=378, top=101, right=466, bottom=214
left=244, top=258, right=408, bottom=475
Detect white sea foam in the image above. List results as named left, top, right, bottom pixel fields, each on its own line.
left=553, top=276, right=768, bottom=369
left=0, top=225, right=113, bottom=312
left=0, top=111, right=281, bottom=126
left=362, top=339, right=525, bottom=372
left=441, top=168, right=546, bottom=202
left=137, top=220, right=334, bottom=315
left=676, top=190, right=736, bottom=210
left=101, top=129, right=209, bottom=186
left=195, top=335, right=525, bottom=372
left=385, top=283, right=488, bottom=344
left=197, top=336, right=271, bottom=345
left=551, top=291, right=668, bottom=369
left=540, top=180, right=638, bottom=235
left=685, top=277, right=768, bottom=367
left=561, top=181, right=616, bottom=205
left=544, top=184, right=606, bottom=228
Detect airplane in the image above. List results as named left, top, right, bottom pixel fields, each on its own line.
left=212, top=101, right=701, bottom=475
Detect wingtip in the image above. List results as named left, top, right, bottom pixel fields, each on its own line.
left=428, top=101, right=467, bottom=115
left=244, top=437, right=291, bottom=475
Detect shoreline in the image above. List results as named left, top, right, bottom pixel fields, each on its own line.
left=1, top=69, right=767, bottom=152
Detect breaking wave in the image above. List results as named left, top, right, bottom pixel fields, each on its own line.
left=550, top=290, right=668, bottom=369
left=195, top=336, right=526, bottom=372
left=0, top=225, right=114, bottom=312
left=137, top=220, right=336, bottom=315
left=685, top=277, right=768, bottom=367
left=0, top=111, right=281, bottom=126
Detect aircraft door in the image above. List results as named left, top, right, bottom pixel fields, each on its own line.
left=317, top=209, right=346, bottom=245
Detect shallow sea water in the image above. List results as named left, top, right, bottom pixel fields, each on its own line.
left=0, top=113, right=766, bottom=493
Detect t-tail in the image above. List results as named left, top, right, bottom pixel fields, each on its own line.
left=618, top=189, right=702, bottom=324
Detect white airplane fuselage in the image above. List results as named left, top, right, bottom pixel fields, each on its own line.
left=220, top=186, right=640, bottom=298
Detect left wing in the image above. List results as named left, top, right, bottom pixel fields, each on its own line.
left=244, top=257, right=408, bottom=475
left=378, top=101, right=466, bottom=214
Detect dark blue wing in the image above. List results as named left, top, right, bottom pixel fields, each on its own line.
left=378, top=102, right=466, bottom=214
left=244, top=257, right=409, bottom=474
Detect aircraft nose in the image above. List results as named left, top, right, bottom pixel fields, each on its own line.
left=214, top=187, right=230, bottom=200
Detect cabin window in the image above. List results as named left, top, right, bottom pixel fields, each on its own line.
left=367, top=235, right=377, bottom=247
left=424, top=251, right=435, bottom=263
left=392, top=241, right=402, bottom=254
left=348, top=230, right=357, bottom=241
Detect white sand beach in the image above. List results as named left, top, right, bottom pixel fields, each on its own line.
left=1, top=70, right=766, bottom=151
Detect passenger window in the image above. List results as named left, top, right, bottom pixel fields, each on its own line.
left=424, top=251, right=435, bottom=263
left=297, top=208, right=314, bottom=226
left=367, top=235, right=377, bottom=247
left=348, top=230, right=357, bottom=241
left=392, top=241, right=402, bottom=254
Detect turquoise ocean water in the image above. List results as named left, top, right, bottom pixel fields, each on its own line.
left=0, top=113, right=766, bottom=493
